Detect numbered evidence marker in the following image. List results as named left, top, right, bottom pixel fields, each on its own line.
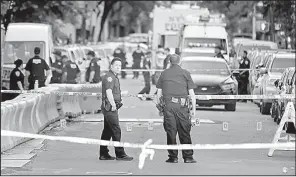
left=126, top=123, right=132, bottom=132
left=195, top=118, right=200, bottom=126
left=257, top=122, right=262, bottom=131
left=222, top=122, right=228, bottom=131
left=148, top=121, right=154, bottom=131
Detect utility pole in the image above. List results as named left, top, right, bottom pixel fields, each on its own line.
left=269, top=1, right=275, bottom=42
left=252, top=3, right=256, bottom=40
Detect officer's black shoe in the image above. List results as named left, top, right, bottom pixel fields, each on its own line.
left=116, top=155, right=133, bottom=161
left=184, top=158, right=197, bottom=163
left=165, top=158, right=178, bottom=163
left=99, top=154, right=116, bottom=160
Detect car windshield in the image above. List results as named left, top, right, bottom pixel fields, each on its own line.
left=271, top=58, right=295, bottom=72
left=181, top=60, right=230, bottom=76
left=3, top=41, right=45, bottom=64
left=184, top=38, right=227, bottom=54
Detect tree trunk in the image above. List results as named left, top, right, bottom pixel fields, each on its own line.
left=98, top=1, right=118, bottom=42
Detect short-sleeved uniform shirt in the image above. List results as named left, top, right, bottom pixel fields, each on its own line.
left=89, top=57, right=101, bottom=83
left=156, top=65, right=195, bottom=99
left=52, top=60, right=63, bottom=79
left=132, top=50, right=144, bottom=65
left=239, top=57, right=251, bottom=79
left=102, top=70, right=121, bottom=102
left=25, top=56, right=50, bottom=83
left=62, top=61, right=80, bottom=82
left=10, top=68, right=24, bottom=90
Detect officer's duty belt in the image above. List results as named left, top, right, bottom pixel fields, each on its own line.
left=171, top=97, right=188, bottom=106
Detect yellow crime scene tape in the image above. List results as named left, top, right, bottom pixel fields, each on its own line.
left=1, top=89, right=295, bottom=100
left=1, top=130, right=295, bottom=169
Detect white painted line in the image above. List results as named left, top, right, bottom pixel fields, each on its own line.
left=1, top=154, right=36, bottom=160
left=72, top=118, right=215, bottom=124
left=222, top=122, right=228, bottom=131
left=20, top=143, right=44, bottom=150
left=1, top=160, right=30, bottom=168
left=5, top=147, right=34, bottom=154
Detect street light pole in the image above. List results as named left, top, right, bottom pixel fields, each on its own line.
left=252, top=3, right=256, bottom=40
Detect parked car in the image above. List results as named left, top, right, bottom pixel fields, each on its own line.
left=181, top=56, right=239, bottom=111
left=256, top=52, right=295, bottom=115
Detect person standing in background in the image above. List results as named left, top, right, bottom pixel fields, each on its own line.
left=132, top=44, right=145, bottom=79
left=9, top=59, right=24, bottom=99
left=61, top=55, right=81, bottom=84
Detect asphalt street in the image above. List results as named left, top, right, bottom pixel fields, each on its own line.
left=1, top=74, right=295, bottom=175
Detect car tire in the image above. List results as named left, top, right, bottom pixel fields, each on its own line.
left=225, top=103, right=236, bottom=111
left=260, top=101, right=271, bottom=115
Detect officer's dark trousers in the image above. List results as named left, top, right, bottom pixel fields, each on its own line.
left=163, top=102, right=194, bottom=159
left=132, top=62, right=140, bottom=79
left=29, top=81, right=45, bottom=90
left=121, top=62, right=127, bottom=79
left=238, top=79, right=248, bottom=95
left=139, top=72, right=150, bottom=94
left=100, top=109, right=126, bottom=157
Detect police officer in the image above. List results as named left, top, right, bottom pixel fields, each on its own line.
left=9, top=59, right=24, bottom=99
left=156, top=54, right=197, bottom=163
left=113, top=47, right=127, bottom=79
left=163, top=48, right=171, bottom=69
left=99, top=57, right=133, bottom=161
left=61, top=55, right=81, bottom=84
left=25, top=47, right=51, bottom=90
left=86, top=51, right=101, bottom=83
left=238, top=51, right=251, bottom=102
left=50, top=51, right=63, bottom=83
left=138, top=51, right=152, bottom=100
left=214, top=46, right=225, bottom=59
left=132, top=45, right=145, bottom=79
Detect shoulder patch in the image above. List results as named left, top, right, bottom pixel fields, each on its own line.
left=107, top=77, right=113, bottom=82
left=15, top=71, right=20, bottom=77
left=91, top=63, right=94, bottom=66
left=58, top=62, right=61, bottom=65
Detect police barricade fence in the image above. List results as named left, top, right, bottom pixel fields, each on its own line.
left=0, top=86, right=62, bottom=152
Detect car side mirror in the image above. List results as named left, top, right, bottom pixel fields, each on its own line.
left=274, top=79, right=279, bottom=87
left=259, top=67, right=267, bottom=74
left=175, top=48, right=180, bottom=55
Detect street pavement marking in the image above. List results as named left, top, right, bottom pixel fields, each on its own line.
left=72, top=118, right=215, bottom=124
left=257, top=122, right=262, bottom=131
left=1, top=160, right=30, bottom=168
left=1, top=153, right=36, bottom=160
left=20, top=143, right=44, bottom=150
left=5, top=147, right=34, bottom=154
left=86, top=171, right=132, bottom=175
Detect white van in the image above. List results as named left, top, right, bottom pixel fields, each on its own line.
left=176, top=16, right=230, bottom=63
left=1, top=23, right=54, bottom=89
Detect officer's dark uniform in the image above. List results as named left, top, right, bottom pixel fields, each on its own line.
left=113, top=48, right=127, bottom=79
left=88, top=57, right=101, bottom=83
left=25, top=48, right=50, bottom=90
left=163, top=54, right=171, bottom=69
left=139, top=53, right=151, bottom=95
left=62, top=61, right=80, bottom=84
left=238, top=53, right=251, bottom=98
left=51, top=51, right=63, bottom=83
left=99, top=69, right=127, bottom=158
left=132, top=49, right=144, bottom=79
left=9, top=60, right=24, bottom=100
left=156, top=55, right=196, bottom=162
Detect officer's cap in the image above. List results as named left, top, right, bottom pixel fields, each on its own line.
left=53, top=50, right=62, bottom=56
left=34, top=47, right=40, bottom=54
left=243, top=50, right=248, bottom=55
left=87, top=51, right=95, bottom=57
left=169, top=54, right=181, bottom=65
left=61, top=55, right=68, bottom=60
left=111, top=57, right=122, bottom=65
left=14, top=59, right=23, bottom=67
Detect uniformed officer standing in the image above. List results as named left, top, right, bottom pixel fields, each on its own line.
left=25, top=47, right=51, bottom=90
left=163, top=48, right=171, bottom=69
left=61, top=55, right=81, bottom=84
left=113, top=47, right=127, bottom=79
left=99, top=57, right=133, bottom=161
left=138, top=51, right=152, bottom=100
left=238, top=51, right=251, bottom=102
left=156, top=54, right=197, bottom=163
left=132, top=45, right=145, bottom=79
left=86, top=51, right=101, bottom=83
left=9, top=59, right=24, bottom=99
left=50, top=51, right=63, bottom=83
